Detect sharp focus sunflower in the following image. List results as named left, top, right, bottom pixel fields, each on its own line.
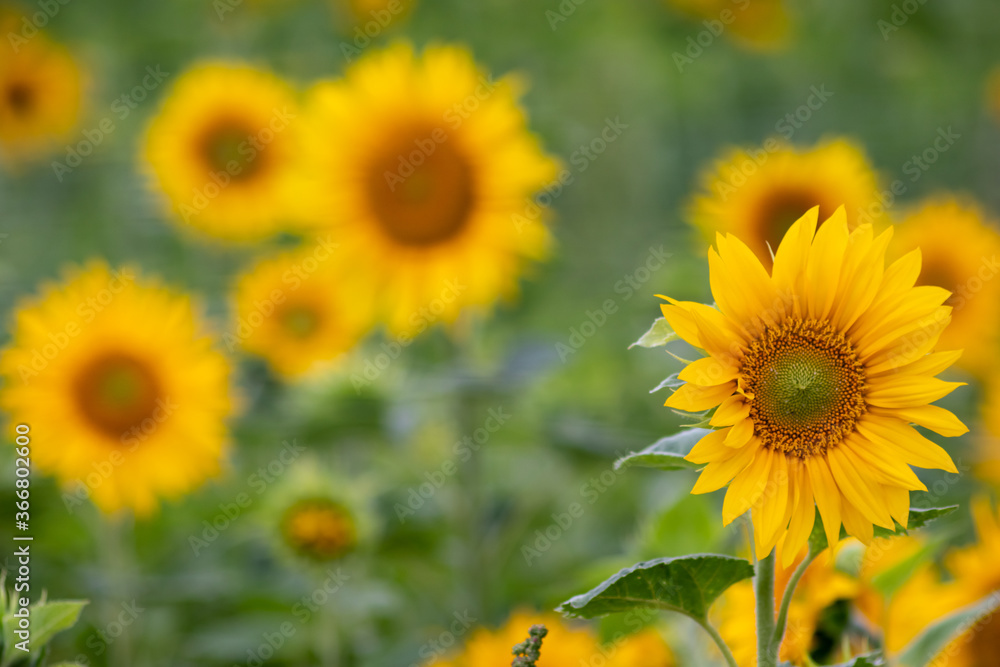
left=299, top=43, right=559, bottom=334
left=0, top=263, right=234, bottom=515
left=143, top=62, right=302, bottom=241
left=663, top=208, right=966, bottom=562
left=230, top=244, right=372, bottom=379
left=893, top=197, right=1000, bottom=377
left=0, top=13, right=83, bottom=163
left=689, top=139, right=887, bottom=264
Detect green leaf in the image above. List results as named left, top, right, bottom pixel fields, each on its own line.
left=557, top=554, right=753, bottom=621
left=1, top=600, right=87, bottom=667
left=835, top=653, right=885, bottom=666
left=897, top=592, right=1000, bottom=667
left=649, top=373, right=682, bottom=394
left=808, top=506, right=958, bottom=553
left=613, top=429, right=710, bottom=472
left=629, top=318, right=677, bottom=349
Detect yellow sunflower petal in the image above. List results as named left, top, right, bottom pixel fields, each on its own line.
left=665, top=381, right=736, bottom=412
left=691, top=442, right=758, bottom=494
left=866, top=376, right=965, bottom=408
left=870, top=405, right=968, bottom=438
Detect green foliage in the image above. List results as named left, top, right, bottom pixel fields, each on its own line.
left=558, top=554, right=753, bottom=622
left=897, top=592, right=1000, bottom=667
left=0, top=585, right=87, bottom=667
left=629, top=318, right=677, bottom=349
left=808, top=506, right=959, bottom=553
left=613, top=429, right=709, bottom=472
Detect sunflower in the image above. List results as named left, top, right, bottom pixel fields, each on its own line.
left=340, top=0, right=414, bottom=25
left=299, top=43, right=559, bottom=334
left=663, top=207, right=966, bottom=562
left=0, top=13, right=83, bottom=163
left=716, top=544, right=859, bottom=666
left=892, top=197, right=1000, bottom=377
left=230, top=242, right=372, bottom=378
left=143, top=62, right=302, bottom=242
left=0, top=263, right=233, bottom=515
left=281, top=497, right=358, bottom=561
left=979, top=381, right=1000, bottom=485
left=663, top=0, right=790, bottom=49
left=689, top=140, right=887, bottom=265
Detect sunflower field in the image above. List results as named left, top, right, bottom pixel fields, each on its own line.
left=2, top=0, right=1000, bottom=666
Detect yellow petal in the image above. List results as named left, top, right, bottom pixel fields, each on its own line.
left=722, top=442, right=772, bottom=525
left=840, top=496, right=874, bottom=545
left=665, top=380, right=736, bottom=412
left=724, top=418, right=755, bottom=448
left=806, top=456, right=842, bottom=551
left=855, top=415, right=958, bottom=473
left=678, top=354, right=739, bottom=385
left=757, top=452, right=790, bottom=550
left=687, top=427, right=730, bottom=464
left=870, top=405, right=968, bottom=438
left=805, top=207, right=850, bottom=321
left=840, top=434, right=927, bottom=491
left=710, top=394, right=751, bottom=427
left=782, top=462, right=815, bottom=569
left=772, top=207, right=819, bottom=309
left=691, top=441, right=758, bottom=494
left=826, top=447, right=894, bottom=529
left=866, top=376, right=965, bottom=408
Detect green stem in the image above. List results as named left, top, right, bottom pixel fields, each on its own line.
left=772, top=548, right=817, bottom=648
left=755, top=549, right=777, bottom=667
left=695, top=617, right=739, bottom=667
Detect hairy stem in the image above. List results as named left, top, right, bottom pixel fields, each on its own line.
left=694, top=617, right=740, bottom=667
left=756, top=549, right=778, bottom=667
left=773, top=547, right=817, bottom=648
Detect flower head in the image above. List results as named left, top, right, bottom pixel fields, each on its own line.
left=298, top=43, right=559, bottom=334
left=664, top=208, right=966, bottom=563
left=0, top=263, right=234, bottom=514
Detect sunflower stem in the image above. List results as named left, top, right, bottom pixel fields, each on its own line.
left=694, top=617, right=739, bottom=667
left=772, top=546, right=817, bottom=649
left=755, top=549, right=778, bottom=667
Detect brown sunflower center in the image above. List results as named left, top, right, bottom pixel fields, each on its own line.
left=279, top=303, right=321, bottom=339
left=918, top=260, right=960, bottom=307
left=73, top=353, right=163, bottom=439
left=281, top=499, right=357, bottom=561
left=757, top=189, right=830, bottom=253
left=966, top=607, right=1000, bottom=667
left=199, top=119, right=266, bottom=181
left=5, top=81, right=34, bottom=116
left=365, top=125, right=476, bottom=246
left=742, top=319, right=867, bottom=458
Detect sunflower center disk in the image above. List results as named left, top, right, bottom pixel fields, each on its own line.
left=280, top=304, right=321, bottom=339
left=199, top=120, right=265, bottom=181
left=741, top=319, right=867, bottom=458
left=756, top=188, right=826, bottom=251
left=366, top=125, right=476, bottom=246
left=73, top=353, right=163, bottom=439
left=282, top=499, right=357, bottom=560
left=6, top=82, right=34, bottom=116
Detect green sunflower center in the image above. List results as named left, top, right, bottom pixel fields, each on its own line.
left=73, top=353, right=164, bottom=440
left=281, top=498, right=358, bottom=561
left=366, top=124, right=476, bottom=246
left=199, top=119, right=266, bottom=181
left=280, top=304, right=321, bottom=339
left=742, top=319, right=867, bottom=457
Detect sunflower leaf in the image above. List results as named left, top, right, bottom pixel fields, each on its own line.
left=629, top=318, right=677, bottom=349
left=808, top=506, right=958, bottom=553
left=826, top=652, right=885, bottom=666
left=896, top=591, right=1000, bottom=667
left=649, top=373, right=683, bottom=394
left=1, top=599, right=88, bottom=667
left=557, top=554, right=753, bottom=621
left=613, top=429, right=710, bottom=472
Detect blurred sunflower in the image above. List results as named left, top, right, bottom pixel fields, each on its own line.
left=143, top=62, right=302, bottom=242
left=299, top=43, right=560, bottom=334
left=0, top=12, right=83, bottom=163
left=0, top=263, right=233, bottom=515
left=262, top=458, right=376, bottom=563
left=979, top=381, right=1000, bottom=485
left=716, top=545, right=859, bottom=666
left=689, top=139, right=886, bottom=264
left=665, top=208, right=965, bottom=561
left=230, top=243, right=372, bottom=379
left=608, top=628, right=676, bottom=667
left=663, top=0, right=790, bottom=49
left=340, top=0, right=414, bottom=25
left=892, top=197, right=1000, bottom=377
